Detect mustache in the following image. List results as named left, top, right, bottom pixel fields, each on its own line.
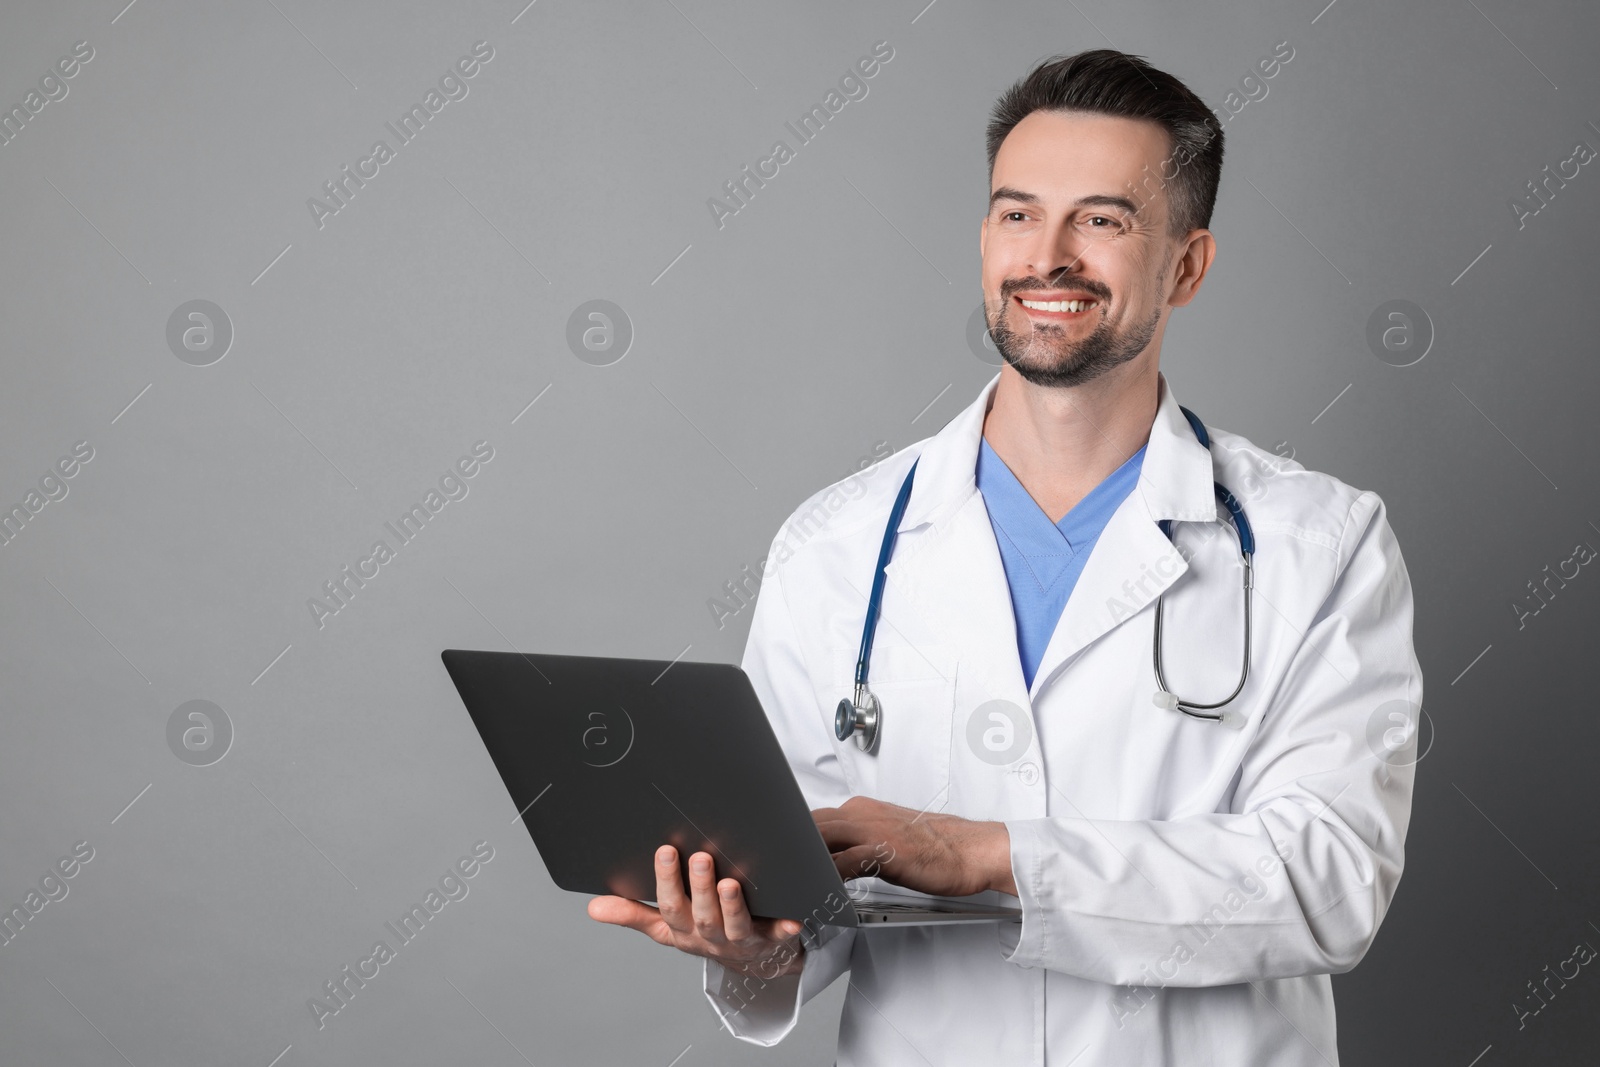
left=1002, top=278, right=1111, bottom=302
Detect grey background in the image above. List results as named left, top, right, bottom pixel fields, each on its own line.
left=2, top=0, right=1596, bottom=1063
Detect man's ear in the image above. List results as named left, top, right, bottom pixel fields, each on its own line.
left=1168, top=230, right=1216, bottom=308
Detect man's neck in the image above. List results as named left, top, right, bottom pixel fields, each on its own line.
left=980, top=362, right=1160, bottom=524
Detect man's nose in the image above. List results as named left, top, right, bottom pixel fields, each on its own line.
left=1026, top=224, right=1092, bottom=279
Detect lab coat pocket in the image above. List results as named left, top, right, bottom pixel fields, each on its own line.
left=822, top=642, right=956, bottom=813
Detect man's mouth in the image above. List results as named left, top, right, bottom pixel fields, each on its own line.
left=1016, top=295, right=1100, bottom=317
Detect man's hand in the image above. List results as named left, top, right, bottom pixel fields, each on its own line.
left=587, top=845, right=808, bottom=979
left=814, top=796, right=1017, bottom=898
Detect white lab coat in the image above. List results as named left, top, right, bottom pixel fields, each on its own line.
left=703, top=371, right=1421, bottom=1066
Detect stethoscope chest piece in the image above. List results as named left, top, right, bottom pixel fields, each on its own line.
left=835, top=687, right=880, bottom=752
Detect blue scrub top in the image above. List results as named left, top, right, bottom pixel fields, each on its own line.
left=975, top=435, right=1147, bottom=690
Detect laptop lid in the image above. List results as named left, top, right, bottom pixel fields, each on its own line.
left=441, top=649, right=863, bottom=928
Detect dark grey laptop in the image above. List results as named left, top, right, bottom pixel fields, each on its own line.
left=441, top=649, right=1021, bottom=927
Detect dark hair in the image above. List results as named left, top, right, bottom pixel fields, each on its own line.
left=986, top=49, right=1224, bottom=237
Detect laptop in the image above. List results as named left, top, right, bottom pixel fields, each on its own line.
left=441, top=649, right=1022, bottom=927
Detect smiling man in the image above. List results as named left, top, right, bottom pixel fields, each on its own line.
left=590, top=49, right=1420, bottom=1066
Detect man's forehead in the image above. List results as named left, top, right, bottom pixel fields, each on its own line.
left=992, top=109, right=1171, bottom=189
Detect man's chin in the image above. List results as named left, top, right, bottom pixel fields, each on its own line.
left=1003, top=350, right=1094, bottom=387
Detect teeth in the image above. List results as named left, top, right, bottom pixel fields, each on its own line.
left=1021, top=298, right=1095, bottom=313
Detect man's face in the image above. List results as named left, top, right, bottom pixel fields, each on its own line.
left=980, top=109, right=1184, bottom=389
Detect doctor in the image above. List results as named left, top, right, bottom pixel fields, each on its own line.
left=589, top=47, right=1420, bottom=1066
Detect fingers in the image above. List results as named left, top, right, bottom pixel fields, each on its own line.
left=607, top=848, right=812, bottom=967
left=587, top=894, right=639, bottom=925
left=815, top=817, right=874, bottom=852
left=762, top=916, right=804, bottom=941
left=654, top=845, right=691, bottom=932
left=685, top=852, right=727, bottom=943
left=586, top=895, right=671, bottom=944
left=717, top=878, right=755, bottom=942
left=719, top=878, right=805, bottom=943
left=831, top=844, right=889, bottom=881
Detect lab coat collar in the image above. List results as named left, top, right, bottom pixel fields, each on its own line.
left=884, top=368, right=1221, bottom=704
left=895, top=369, right=1218, bottom=533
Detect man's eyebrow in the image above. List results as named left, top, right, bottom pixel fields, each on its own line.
left=988, top=187, right=1142, bottom=216
left=988, top=186, right=1041, bottom=209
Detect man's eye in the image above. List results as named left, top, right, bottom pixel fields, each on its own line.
left=1003, top=211, right=1028, bottom=221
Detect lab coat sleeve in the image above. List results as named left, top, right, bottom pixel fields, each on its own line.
left=701, top=549, right=859, bottom=1045
left=1002, top=490, right=1421, bottom=986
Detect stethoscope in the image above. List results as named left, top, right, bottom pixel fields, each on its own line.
left=835, top=406, right=1256, bottom=752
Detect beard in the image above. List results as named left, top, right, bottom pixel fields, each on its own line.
left=986, top=288, right=1161, bottom=389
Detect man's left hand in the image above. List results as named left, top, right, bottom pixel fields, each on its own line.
left=812, top=796, right=1017, bottom=898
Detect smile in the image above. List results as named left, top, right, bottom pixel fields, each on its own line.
left=1017, top=297, right=1099, bottom=315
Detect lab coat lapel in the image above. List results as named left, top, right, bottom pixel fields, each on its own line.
left=1024, top=493, right=1184, bottom=701
left=885, top=490, right=1033, bottom=707
left=1026, top=373, right=1221, bottom=699
left=879, top=374, right=1032, bottom=708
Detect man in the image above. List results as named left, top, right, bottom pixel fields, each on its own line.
left=590, top=48, right=1420, bottom=1065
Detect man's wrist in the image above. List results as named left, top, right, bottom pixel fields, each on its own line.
left=777, top=944, right=806, bottom=977
left=980, top=820, right=1017, bottom=896
left=736, top=940, right=805, bottom=980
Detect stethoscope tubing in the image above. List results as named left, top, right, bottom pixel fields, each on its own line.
left=851, top=457, right=921, bottom=696
left=838, top=406, right=1256, bottom=749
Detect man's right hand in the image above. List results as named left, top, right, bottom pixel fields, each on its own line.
left=587, top=844, right=807, bottom=979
